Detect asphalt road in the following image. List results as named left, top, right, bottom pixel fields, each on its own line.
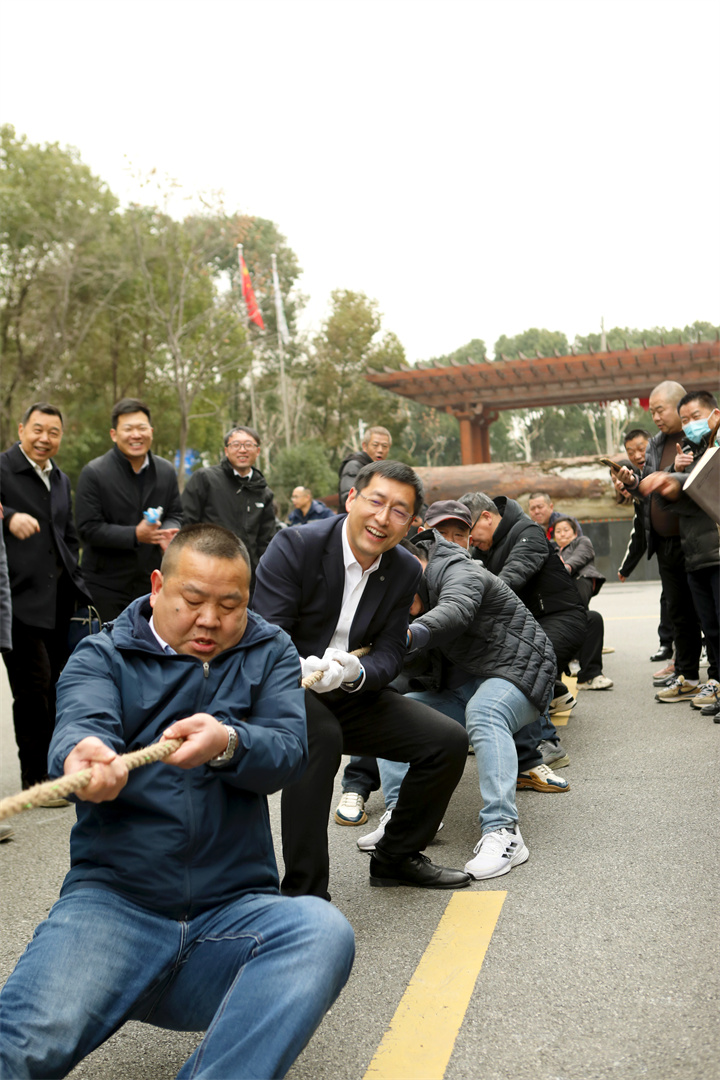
left=1, top=581, right=718, bottom=1080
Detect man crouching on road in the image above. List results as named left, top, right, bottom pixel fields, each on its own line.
left=0, top=524, right=355, bottom=1080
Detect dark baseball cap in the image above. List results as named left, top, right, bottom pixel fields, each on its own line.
left=425, top=500, right=473, bottom=528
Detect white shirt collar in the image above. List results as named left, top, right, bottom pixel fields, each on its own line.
left=233, top=467, right=253, bottom=480
left=149, top=614, right=176, bottom=654
left=18, top=445, right=53, bottom=478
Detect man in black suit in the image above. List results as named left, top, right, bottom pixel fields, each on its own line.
left=75, top=398, right=184, bottom=622
left=253, top=460, right=470, bottom=898
left=1, top=402, right=92, bottom=793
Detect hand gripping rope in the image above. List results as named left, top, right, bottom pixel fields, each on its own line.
left=0, top=647, right=371, bottom=823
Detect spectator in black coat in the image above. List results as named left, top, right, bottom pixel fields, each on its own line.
left=75, top=399, right=183, bottom=623
left=287, top=487, right=334, bottom=526
left=638, top=390, right=720, bottom=708
left=337, top=426, right=392, bottom=510
left=615, top=381, right=703, bottom=700
left=182, top=426, right=275, bottom=589
left=1, top=402, right=92, bottom=792
left=552, top=517, right=613, bottom=691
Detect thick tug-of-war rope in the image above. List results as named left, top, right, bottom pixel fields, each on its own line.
left=0, top=647, right=371, bottom=823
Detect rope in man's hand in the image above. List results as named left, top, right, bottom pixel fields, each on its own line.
left=0, top=647, right=372, bottom=823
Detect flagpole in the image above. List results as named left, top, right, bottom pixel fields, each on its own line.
left=272, top=253, right=291, bottom=448
left=237, top=244, right=257, bottom=432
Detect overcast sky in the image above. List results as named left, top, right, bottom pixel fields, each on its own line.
left=2, top=0, right=718, bottom=363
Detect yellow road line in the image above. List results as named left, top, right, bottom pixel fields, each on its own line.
left=363, top=891, right=506, bottom=1080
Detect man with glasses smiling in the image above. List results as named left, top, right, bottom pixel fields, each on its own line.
left=182, top=425, right=276, bottom=591
left=254, top=460, right=471, bottom=897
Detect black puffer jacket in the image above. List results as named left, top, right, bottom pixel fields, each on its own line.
left=473, top=497, right=585, bottom=620
left=409, top=531, right=557, bottom=713
left=182, top=460, right=276, bottom=574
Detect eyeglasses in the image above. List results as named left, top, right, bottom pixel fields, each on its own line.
left=227, top=441, right=258, bottom=451
left=357, top=492, right=412, bottom=526
left=118, top=424, right=152, bottom=435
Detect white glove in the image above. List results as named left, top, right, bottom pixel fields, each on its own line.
left=325, top=649, right=363, bottom=685
left=301, top=655, right=345, bottom=693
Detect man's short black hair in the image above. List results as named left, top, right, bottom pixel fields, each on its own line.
left=553, top=515, right=578, bottom=535
left=677, top=390, right=719, bottom=412
left=354, top=460, right=424, bottom=515
left=112, top=398, right=151, bottom=427
left=224, top=426, right=261, bottom=448
left=623, top=428, right=652, bottom=444
left=399, top=537, right=426, bottom=560
left=20, top=402, right=63, bottom=426
left=161, top=523, right=251, bottom=577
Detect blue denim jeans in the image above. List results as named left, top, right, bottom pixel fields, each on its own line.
left=0, top=888, right=355, bottom=1079
left=378, top=677, right=538, bottom=834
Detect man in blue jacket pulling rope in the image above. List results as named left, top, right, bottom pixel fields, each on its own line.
left=0, top=523, right=355, bottom=1080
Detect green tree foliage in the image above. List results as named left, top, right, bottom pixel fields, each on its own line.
left=425, top=338, right=488, bottom=366
left=493, top=327, right=569, bottom=360
left=0, top=124, right=120, bottom=445
left=574, top=320, right=720, bottom=353
left=304, top=290, right=407, bottom=464
left=266, top=440, right=338, bottom=516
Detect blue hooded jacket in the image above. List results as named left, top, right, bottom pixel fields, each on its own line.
left=49, top=597, right=307, bottom=920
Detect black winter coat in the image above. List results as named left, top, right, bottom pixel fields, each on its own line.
left=181, top=460, right=275, bottom=574
left=1, top=443, right=91, bottom=627
left=473, top=497, right=585, bottom=620
left=409, top=531, right=557, bottom=713
left=75, top=447, right=183, bottom=603
left=657, top=434, right=720, bottom=572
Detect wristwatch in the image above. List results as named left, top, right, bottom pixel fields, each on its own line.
left=208, top=724, right=239, bottom=767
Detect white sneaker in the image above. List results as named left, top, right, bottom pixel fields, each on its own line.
left=358, top=809, right=393, bottom=851
left=356, top=808, right=444, bottom=852
left=576, top=674, right=614, bottom=690
left=464, top=827, right=529, bottom=880
left=334, top=792, right=367, bottom=826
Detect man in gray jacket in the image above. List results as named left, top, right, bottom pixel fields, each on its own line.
left=365, top=525, right=557, bottom=880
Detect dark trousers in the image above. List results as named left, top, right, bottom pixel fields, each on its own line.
left=84, top=585, right=131, bottom=624
left=341, top=756, right=381, bottom=799
left=654, top=536, right=702, bottom=680
left=577, top=610, right=605, bottom=682
left=658, top=591, right=674, bottom=649
left=2, top=617, right=71, bottom=788
left=281, top=688, right=468, bottom=899
left=687, top=565, right=720, bottom=682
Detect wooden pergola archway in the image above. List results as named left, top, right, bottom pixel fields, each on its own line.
left=366, top=339, right=720, bottom=464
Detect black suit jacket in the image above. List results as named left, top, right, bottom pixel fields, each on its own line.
left=252, top=514, right=421, bottom=693
left=1, top=443, right=91, bottom=628
left=75, top=446, right=184, bottom=603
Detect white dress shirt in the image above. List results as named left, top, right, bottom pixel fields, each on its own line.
left=325, top=520, right=381, bottom=691
left=19, top=447, right=53, bottom=490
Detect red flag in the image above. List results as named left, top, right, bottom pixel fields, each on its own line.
left=238, top=250, right=265, bottom=329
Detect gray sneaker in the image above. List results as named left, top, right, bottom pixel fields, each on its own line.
left=539, top=739, right=570, bottom=769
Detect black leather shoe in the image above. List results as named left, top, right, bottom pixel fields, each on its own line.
left=650, top=646, right=673, bottom=662
left=369, top=852, right=471, bottom=889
